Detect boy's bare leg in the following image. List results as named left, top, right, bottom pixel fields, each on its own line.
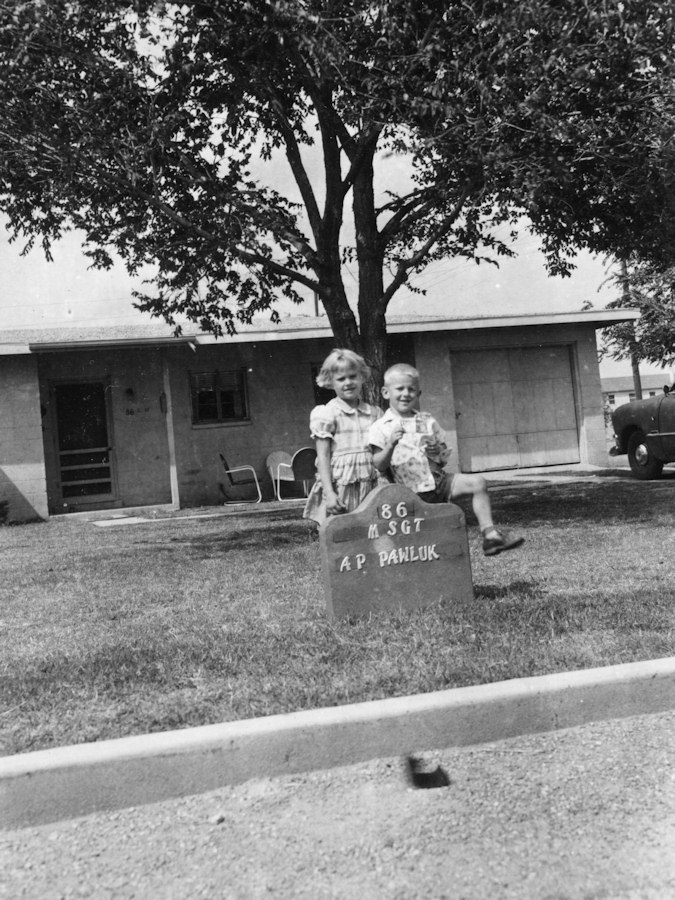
left=450, top=473, right=494, bottom=531
left=450, top=472, right=524, bottom=555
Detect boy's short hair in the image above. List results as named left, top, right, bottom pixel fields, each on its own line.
left=383, top=363, right=420, bottom=385
left=316, top=348, right=371, bottom=388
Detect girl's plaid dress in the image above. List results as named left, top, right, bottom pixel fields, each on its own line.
left=303, top=397, right=383, bottom=524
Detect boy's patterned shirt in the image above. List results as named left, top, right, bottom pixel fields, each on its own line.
left=368, top=409, right=451, bottom=493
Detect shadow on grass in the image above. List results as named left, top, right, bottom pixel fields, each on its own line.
left=137, top=520, right=318, bottom=556
left=457, top=479, right=675, bottom=527
left=595, top=466, right=675, bottom=479
left=474, top=580, right=546, bottom=601
left=150, top=480, right=675, bottom=543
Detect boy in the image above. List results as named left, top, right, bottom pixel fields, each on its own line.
left=368, top=364, right=523, bottom=556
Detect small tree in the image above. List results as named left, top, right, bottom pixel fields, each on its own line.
left=603, top=260, right=675, bottom=367
left=0, top=0, right=674, bottom=389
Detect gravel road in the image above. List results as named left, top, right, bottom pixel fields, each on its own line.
left=2, top=709, right=674, bottom=899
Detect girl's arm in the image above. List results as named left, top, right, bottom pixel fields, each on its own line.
left=315, top=437, right=346, bottom=514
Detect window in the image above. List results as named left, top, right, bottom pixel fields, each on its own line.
left=190, top=369, right=249, bottom=424
left=628, top=391, right=636, bottom=401
left=649, top=391, right=657, bottom=397
left=607, top=393, right=615, bottom=406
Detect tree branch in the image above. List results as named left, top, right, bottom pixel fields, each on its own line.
left=102, top=169, right=322, bottom=295
left=266, top=85, right=323, bottom=242
left=342, top=124, right=383, bottom=197
left=380, top=186, right=471, bottom=308
left=234, top=247, right=320, bottom=293
left=378, top=190, right=436, bottom=244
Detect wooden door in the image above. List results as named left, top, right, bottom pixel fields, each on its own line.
left=452, top=346, right=580, bottom=472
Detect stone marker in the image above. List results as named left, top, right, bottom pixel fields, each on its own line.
left=320, top=483, right=473, bottom=619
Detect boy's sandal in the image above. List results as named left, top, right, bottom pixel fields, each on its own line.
left=482, top=530, right=524, bottom=556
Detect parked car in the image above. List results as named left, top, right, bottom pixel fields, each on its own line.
left=610, top=385, right=675, bottom=479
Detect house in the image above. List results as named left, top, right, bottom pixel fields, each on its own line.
left=601, top=373, right=674, bottom=410
left=0, top=307, right=637, bottom=523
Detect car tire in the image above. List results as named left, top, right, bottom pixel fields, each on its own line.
left=627, top=431, right=664, bottom=480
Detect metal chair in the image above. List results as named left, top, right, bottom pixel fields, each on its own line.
left=266, top=451, right=293, bottom=500
left=267, top=447, right=317, bottom=501
left=218, top=453, right=262, bottom=504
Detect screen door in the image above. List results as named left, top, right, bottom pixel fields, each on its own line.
left=53, top=382, right=116, bottom=501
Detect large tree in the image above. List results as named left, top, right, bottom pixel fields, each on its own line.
left=0, top=0, right=674, bottom=387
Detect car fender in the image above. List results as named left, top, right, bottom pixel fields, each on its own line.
left=611, top=396, right=665, bottom=456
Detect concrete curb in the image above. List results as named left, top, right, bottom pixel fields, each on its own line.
left=2, top=656, right=675, bottom=829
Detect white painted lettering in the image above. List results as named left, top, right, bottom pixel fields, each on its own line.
left=387, top=520, right=398, bottom=535
left=414, top=518, right=424, bottom=532
left=401, top=519, right=411, bottom=535
left=339, top=556, right=352, bottom=572
left=368, top=523, right=379, bottom=539
left=375, top=544, right=443, bottom=567
left=355, top=553, right=366, bottom=570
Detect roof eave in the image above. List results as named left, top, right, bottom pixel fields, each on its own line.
left=19, top=308, right=640, bottom=351
left=26, top=335, right=199, bottom=352
left=193, top=308, right=641, bottom=344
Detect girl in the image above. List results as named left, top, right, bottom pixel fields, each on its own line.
left=303, top=349, right=383, bottom=524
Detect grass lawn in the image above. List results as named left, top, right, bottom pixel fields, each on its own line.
left=1, top=476, right=674, bottom=757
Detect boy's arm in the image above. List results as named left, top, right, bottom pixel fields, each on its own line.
left=423, top=417, right=452, bottom=464
left=371, top=442, right=394, bottom=473
left=370, top=422, right=405, bottom=472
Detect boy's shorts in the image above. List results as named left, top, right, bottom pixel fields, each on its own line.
left=417, top=471, right=457, bottom=504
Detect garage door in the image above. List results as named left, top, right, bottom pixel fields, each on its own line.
left=451, top=346, right=580, bottom=472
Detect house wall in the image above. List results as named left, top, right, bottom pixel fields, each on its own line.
left=35, top=338, right=336, bottom=513
left=412, top=322, right=607, bottom=468
left=166, top=337, right=332, bottom=505
left=0, top=354, right=49, bottom=522
left=0, top=320, right=609, bottom=521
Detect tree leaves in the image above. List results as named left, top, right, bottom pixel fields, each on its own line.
left=604, top=261, right=675, bottom=366
left=0, top=0, right=673, bottom=382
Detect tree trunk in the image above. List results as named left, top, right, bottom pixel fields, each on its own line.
left=620, top=260, right=643, bottom=400
left=318, top=276, right=363, bottom=353
left=630, top=345, right=643, bottom=400
left=319, top=272, right=385, bottom=406
left=352, top=142, right=387, bottom=403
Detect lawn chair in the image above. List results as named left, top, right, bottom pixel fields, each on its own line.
left=218, top=453, right=262, bottom=504
left=267, top=447, right=317, bottom=501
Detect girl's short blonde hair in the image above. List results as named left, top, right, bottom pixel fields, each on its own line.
left=315, top=348, right=370, bottom=388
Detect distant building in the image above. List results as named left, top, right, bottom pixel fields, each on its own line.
left=602, top=373, right=674, bottom=410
